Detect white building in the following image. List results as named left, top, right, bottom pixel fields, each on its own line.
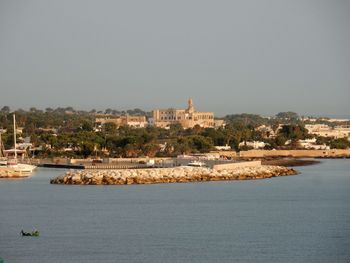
left=239, top=141, right=266, bottom=149
left=214, top=145, right=231, bottom=151
left=298, top=138, right=330, bottom=150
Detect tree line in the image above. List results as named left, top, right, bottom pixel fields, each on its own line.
left=0, top=107, right=349, bottom=158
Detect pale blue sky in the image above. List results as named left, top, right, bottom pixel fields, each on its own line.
left=0, top=0, right=349, bottom=117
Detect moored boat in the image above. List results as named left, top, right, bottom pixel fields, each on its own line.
left=0, top=114, right=37, bottom=176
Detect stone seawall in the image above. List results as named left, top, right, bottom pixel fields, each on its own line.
left=229, top=149, right=350, bottom=158
left=213, top=161, right=262, bottom=171
left=50, top=165, right=297, bottom=185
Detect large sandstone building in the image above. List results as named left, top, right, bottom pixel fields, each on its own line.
left=305, top=124, right=350, bottom=139
left=152, top=99, right=215, bottom=129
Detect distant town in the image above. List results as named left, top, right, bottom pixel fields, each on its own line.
left=0, top=99, right=349, bottom=159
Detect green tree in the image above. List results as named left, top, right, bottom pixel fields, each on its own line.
left=225, top=113, right=268, bottom=127
left=276, top=112, right=299, bottom=121
left=142, top=143, right=160, bottom=157
left=278, top=124, right=308, bottom=141
left=1, top=106, right=10, bottom=113
left=103, top=123, right=118, bottom=134
left=79, top=141, right=95, bottom=158
left=80, top=121, right=93, bottom=132
left=105, top=108, right=113, bottom=114
left=330, top=138, right=350, bottom=149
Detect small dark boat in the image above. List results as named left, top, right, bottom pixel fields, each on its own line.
left=21, top=230, right=39, bottom=237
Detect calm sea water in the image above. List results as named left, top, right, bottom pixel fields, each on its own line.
left=0, top=159, right=349, bottom=263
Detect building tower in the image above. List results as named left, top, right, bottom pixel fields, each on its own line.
left=187, top=98, right=194, bottom=113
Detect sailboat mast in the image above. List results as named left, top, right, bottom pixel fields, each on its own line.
left=13, top=114, right=17, bottom=160
left=0, top=132, right=3, bottom=157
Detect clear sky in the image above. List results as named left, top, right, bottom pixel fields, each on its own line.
left=0, top=0, right=349, bottom=117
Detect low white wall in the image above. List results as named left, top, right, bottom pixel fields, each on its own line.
left=213, top=161, right=261, bottom=171
left=239, top=149, right=350, bottom=158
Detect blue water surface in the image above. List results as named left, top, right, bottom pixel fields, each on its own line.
left=0, top=159, right=349, bottom=263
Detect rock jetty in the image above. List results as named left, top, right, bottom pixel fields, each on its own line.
left=50, top=165, right=297, bottom=185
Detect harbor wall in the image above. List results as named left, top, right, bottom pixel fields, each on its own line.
left=69, top=157, right=173, bottom=164
left=215, top=149, right=350, bottom=158
left=213, top=161, right=261, bottom=171
left=239, top=149, right=350, bottom=158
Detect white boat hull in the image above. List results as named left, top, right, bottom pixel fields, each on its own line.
left=0, top=164, right=37, bottom=178
left=9, top=163, right=37, bottom=173
left=1, top=162, right=37, bottom=173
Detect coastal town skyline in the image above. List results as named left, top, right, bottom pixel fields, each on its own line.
left=1, top=1, right=350, bottom=262
left=0, top=103, right=349, bottom=120
left=1, top=0, right=349, bottom=116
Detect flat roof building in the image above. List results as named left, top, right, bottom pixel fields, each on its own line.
left=95, top=115, right=147, bottom=128
left=152, top=99, right=214, bottom=129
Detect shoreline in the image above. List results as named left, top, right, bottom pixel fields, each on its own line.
left=260, top=158, right=321, bottom=167
left=217, top=149, right=350, bottom=159
left=28, top=150, right=349, bottom=170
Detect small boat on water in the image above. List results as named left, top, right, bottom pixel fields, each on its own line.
left=21, top=230, right=39, bottom=237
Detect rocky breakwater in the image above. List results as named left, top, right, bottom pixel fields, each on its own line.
left=50, top=165, right=297, bottom=185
